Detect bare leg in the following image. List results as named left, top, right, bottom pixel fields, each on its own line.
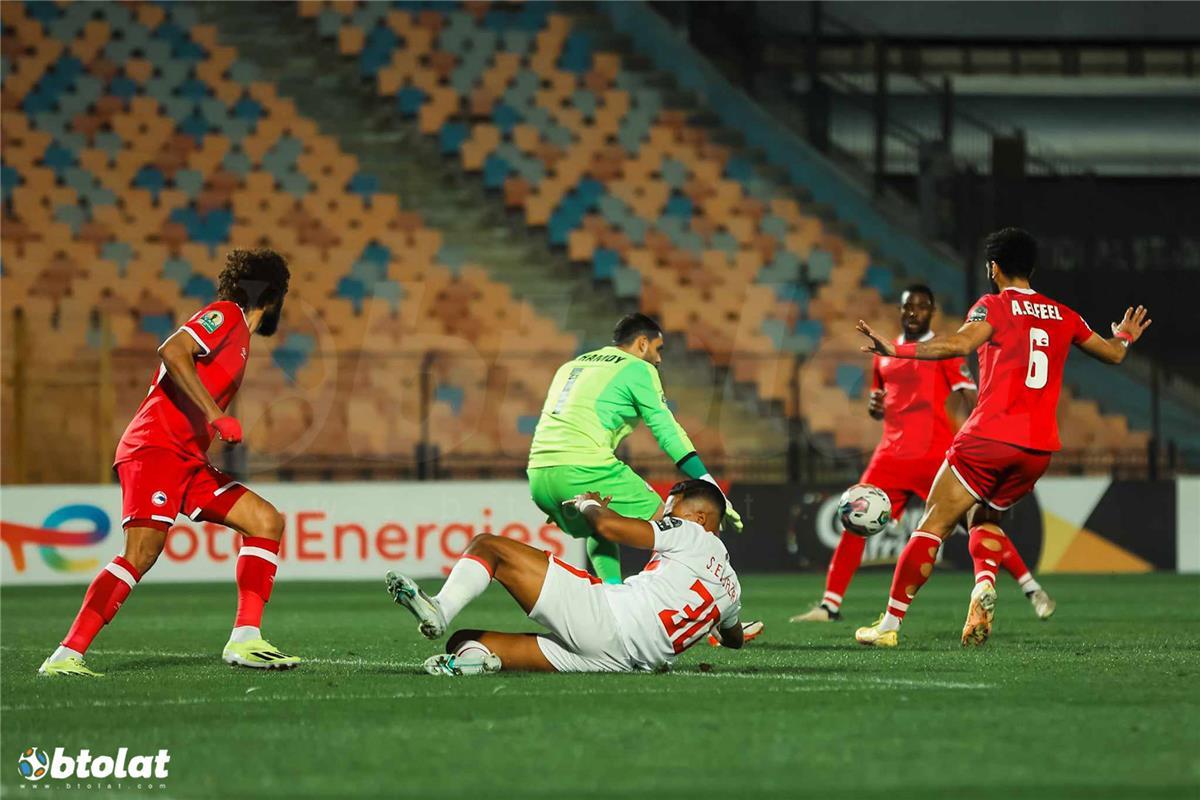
left=215, top=490, right=286, bottom=541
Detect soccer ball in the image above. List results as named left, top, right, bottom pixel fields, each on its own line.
left=18, top=747, right=49, bottom=780
left=838, top=484, right=892, bottom=536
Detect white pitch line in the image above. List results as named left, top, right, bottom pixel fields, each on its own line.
left=1, top=645, right=419, bottom=669
left=674, top=672, right=995, bottom=690
left=0, top=680, right=929, bottom=713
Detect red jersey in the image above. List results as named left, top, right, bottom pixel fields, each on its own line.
left=957, top=287, right=1093, bottom=452
left=115, top=300, right=251, bottom=464
left=871, top=333, right=976, bottom=461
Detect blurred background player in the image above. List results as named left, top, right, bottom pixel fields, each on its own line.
left=384, top=480, right=752, bottom=674
left=527, top=313, right=742, bottom=584
left=790, top=285, right=1054, bottom=623
left=853, top=228, right=1152, bottom=647
left=38, top=250, right=298, bottom=676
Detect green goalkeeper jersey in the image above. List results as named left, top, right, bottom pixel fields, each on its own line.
left=528, top=346, right=697, bottom=469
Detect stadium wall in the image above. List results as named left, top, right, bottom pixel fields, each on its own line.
left=717, top=478, right=1193, bottom=576
left=2, top=479, right=1194, bottom=585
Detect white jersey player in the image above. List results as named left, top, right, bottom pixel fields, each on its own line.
left=385, top=480, right=761, bottom=674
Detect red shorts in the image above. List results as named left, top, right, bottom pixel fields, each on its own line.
left=860, top=454, right=945, bottom=520
left=945, top=434, right=1051, bottom=511
left=115, top=448, right=248, bottom=532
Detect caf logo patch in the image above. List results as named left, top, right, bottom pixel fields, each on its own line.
left=967, top=304, right=988, bottom=323
left=654, top=516, right=683, bottom=531
left=152, top=491, right=168, bottom=507
left=199, top=310, right=224, bottom=334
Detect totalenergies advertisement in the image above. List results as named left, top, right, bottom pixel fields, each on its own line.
left=0, top=481, right=585, bottom=585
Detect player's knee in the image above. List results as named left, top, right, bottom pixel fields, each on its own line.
left=123, top=533, right=165, bottom=574
left=252, top=505, right=285, bottom=540
left=465, top=532, right=500, bottom=556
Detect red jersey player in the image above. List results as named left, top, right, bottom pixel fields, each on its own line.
left=39, top=250, right=298, bottom=677
left=791, top=285, right=1054, bottom=624
left=852, top=227, right=1151, bottom=648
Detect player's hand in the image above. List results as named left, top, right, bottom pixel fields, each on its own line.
left=867, top=389, right=886, bottom=419
left=856, top=320, right=895, bottom=357
left=211, top=415, right=243, bottom=444
left=723, top=502, right=744, bottom=534
left=1112, top=305, right=1151, bottom=344
left=565, top=492, right=611, bottom=512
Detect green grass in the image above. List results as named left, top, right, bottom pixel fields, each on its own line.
left=2, top=573, right=1198, bottom=799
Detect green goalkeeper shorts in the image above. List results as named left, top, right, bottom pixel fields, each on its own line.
left=527, top=462, right=664, bottom=539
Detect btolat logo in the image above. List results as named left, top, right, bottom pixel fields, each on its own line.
left=17, top=746, right=170, bottom=781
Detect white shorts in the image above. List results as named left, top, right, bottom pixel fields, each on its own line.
left=530, top=554, right=635, bottom=673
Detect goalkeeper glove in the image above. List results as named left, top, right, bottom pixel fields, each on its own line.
left=699, top=473, right=744, bottom=533
left=723, top=503, right=744, bottom=534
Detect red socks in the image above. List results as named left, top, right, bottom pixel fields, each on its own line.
left=886, top=530, right=942, bottom=620
left=234, top=536, right=280, bottom=629
left=999, top=538, right=1033, bottom=584
left=968, top=526, right=1008, bottom=588
left=822, top=531, right=866, bottom=612
left=62, top=556, right=142, bottom=653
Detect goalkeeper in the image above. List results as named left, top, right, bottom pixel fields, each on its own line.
left=527, top=313, right=743, bottom=583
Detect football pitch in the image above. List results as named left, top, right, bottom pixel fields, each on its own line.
left=2, top=573, right=1197, bottom=799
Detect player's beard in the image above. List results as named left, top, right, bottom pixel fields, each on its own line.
left=257, top=303, right=282, bottom=337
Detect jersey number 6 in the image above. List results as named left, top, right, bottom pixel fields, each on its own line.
left=1025, top=327, right=1050, bottom=390
left=658, top=580, right=721, bottom=654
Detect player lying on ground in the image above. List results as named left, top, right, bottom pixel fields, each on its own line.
left=386, top=480, right=760, bottom=675
left=791, top=284, right=1054, bottom=624
left=39, top=250, right=299, bottom=677
left=852, top=227, right=1151, bottom=648
left=527, top=313, right=742, bottom=584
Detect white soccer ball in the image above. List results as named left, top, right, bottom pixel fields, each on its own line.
left=838, top=484, right=892, bottom=536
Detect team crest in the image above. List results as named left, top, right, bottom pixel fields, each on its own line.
left=152, top=491, right=168, bottom=506
left=967, top=304, right=988, bottom=323
left=199, top=310, right=224, bottom=333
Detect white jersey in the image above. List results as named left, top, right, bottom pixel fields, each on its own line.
left=602, top=516, right=742, bottom=670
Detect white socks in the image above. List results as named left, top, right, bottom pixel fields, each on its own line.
left=1017, top=573, right=1042, bottom=595
left=229, top=625, right=261, bottom=643
left=435, top=556, right=493, bottom=625
left=50, top=645, right=83, bottom=662
left=879, top=612, right=902, bottom=632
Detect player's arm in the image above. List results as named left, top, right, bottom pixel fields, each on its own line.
left=569, top=492, right=656, bottom=549
left=622, top=361, right=702, bottom=474
left=1075, top=305, right=1152, bottom=365
left=857, top=319, right=993, bottom=361
left=712, top=619, right=745, bottom=649
left=158, top=331, right=242, bottom=443
left=867, top=357, right=885, bottom=419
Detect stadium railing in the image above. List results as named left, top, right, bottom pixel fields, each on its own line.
left=3, top=310, right=1185, bottom=486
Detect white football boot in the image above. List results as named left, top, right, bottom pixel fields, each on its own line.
left=385, top=571, right=447, bottom=639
